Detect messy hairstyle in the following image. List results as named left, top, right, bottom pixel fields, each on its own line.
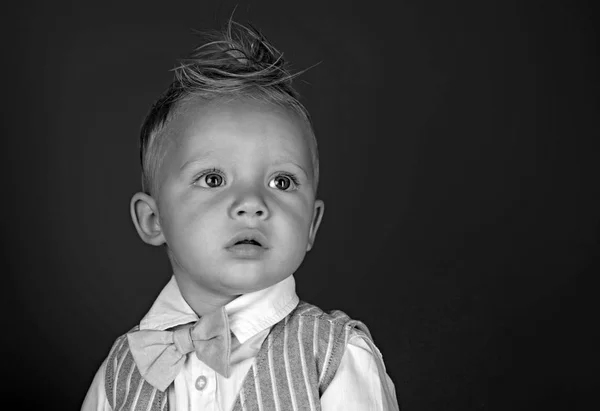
left=139, top=20, right=319, bottom=197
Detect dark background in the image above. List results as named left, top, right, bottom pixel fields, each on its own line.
left=3, top=0, right=598, bottom=409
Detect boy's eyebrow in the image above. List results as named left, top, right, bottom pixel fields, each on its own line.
left=180, top=154, right=310, bottom=178
left=271, top=159, right=309, bottom=178
left=179, top=151, right=215, bottom=172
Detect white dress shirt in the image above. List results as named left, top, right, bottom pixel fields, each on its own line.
left=82, top=275, right=398, bottom=410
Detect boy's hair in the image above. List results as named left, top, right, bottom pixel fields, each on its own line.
left=139, top=20, right=319, bottom=197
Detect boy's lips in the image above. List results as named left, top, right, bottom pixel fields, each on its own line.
left=225, top=229, right=270, bottom=249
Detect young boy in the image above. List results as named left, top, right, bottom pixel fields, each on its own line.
left=82, top=20, right=399, bottom=411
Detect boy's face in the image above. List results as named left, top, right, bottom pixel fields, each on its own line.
left=138, top=98, right=323, bottom=303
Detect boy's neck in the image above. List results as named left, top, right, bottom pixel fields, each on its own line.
left=174, top=274, right=239, bottom=317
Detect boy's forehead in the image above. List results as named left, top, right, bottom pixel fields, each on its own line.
left=165, top=97, right=313, bottom=165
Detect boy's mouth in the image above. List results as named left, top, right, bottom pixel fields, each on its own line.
left=225, top=229, right=269, bottom=249
left=234, top=239, right=262, bottom=246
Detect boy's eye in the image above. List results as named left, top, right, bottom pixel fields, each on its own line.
left=195, top=171, right=225, bottom=188
left=269, top=174, right=299, bottom=191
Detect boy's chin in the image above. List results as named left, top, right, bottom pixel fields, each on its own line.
left=211, top=269, right=291, bottom=295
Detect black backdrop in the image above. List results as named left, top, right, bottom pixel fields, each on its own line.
left=3, top=1, right=598, bottom=410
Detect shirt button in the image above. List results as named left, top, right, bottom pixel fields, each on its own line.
left=195, top=375, right=208, bottom=391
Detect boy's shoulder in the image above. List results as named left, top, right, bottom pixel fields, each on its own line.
left=293, top=300, right=356, bottom=321
left=288, top=300, right=375, bottom=343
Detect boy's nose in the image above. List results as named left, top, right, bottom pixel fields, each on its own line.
left=230, top=194, right=270, bottom=220
left=236, top=208, right=265, bottom=218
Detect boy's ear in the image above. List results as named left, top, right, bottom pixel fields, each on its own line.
left=306, top=199, right=325, bottom=252
left=130, top=192, right=166, bottom=246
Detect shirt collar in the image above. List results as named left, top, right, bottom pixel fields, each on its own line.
left=139, top=275, right=299, bottom=344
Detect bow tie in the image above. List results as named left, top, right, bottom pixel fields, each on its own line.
left=127, top=307, right=231, bottom=391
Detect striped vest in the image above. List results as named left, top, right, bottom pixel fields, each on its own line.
left=105, top=301, right=374, bottom=410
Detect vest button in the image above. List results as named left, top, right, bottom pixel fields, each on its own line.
left=195, top=375, right=208, bottom=391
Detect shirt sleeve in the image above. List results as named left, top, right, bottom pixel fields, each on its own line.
left=81, top=359, right=112, bottom=411
left=320, top=333, right=399, bottom=411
